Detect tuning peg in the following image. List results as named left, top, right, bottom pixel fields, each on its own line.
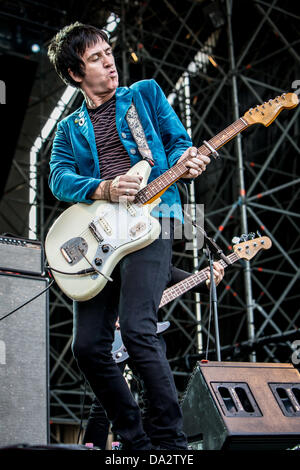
left=239, top=234, right=248, bottom=242
left=247, top=232, right=256, bottom=240
left=256, top=230, right=262, bottom=237
left=231, top=236, right=240, bottom=245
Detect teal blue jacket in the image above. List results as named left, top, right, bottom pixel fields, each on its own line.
left=49, top=79, right=192, bottom=221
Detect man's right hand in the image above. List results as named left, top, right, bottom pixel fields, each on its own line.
left=91, top=174, right=142, bottom=202
left=110, top=174, right=143, bottom=202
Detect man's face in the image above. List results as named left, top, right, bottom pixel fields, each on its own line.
left=72, top=37, right=119, bottom=96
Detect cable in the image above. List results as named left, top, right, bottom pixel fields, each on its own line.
left=45, top=253, right=113, bottom=282
left=45, top=264, right=95, bottom=276
left=177, top=181, right=190, bottom=208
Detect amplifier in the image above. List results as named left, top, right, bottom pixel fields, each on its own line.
left=0, top=272, right=49, bottom=446
left=0, top=235, right=44, bottom=276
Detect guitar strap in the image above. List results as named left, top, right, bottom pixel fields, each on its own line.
left=126, top=103, right=155, bottom=167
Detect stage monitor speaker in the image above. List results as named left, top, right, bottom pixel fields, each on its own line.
left=0, top=272, right=49, bottom=447
left=181, top=361, right=300, bottom=450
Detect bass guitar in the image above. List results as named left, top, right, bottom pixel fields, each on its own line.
left=45, top=93, right=297, bottom=301
left=159, top=234, right=272, bottom=308
left=110, top=235, right=271, bottom=361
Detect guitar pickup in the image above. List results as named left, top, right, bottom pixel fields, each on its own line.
left=126, top=202, right=136, bottom=216
left=89, top=215, right=112, bottom=240
left=98, top=215, right=112, bottom=235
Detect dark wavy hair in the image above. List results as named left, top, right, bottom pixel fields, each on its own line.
left=48, top=22, right=109, bottom=87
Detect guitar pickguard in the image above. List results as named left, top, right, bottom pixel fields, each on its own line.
left=89, top=204, right=153, bottom=275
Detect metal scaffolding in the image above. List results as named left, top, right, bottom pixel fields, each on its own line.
left=0, top=0, right=299, bottom=440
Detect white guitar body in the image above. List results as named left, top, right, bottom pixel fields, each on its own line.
left=45, top=161, right=161, bottom=301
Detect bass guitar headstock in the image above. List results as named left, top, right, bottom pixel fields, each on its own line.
left=232, top=232, right=272, bottom=260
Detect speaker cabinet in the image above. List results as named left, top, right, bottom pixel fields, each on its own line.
left=181, top=361, right=300, bottom=450
left=0, top=272, right=49, bottom=446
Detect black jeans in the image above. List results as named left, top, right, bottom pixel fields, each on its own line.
left=72, top=219, right=187, bottom=450
left=83, top=360, right=126, bottom=450
left=83, top=335, right=167, bottom=449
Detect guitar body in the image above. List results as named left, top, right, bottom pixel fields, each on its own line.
left=45, top=161, right=161, bottom=301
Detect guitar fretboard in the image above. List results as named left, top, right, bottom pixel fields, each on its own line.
left=134, top=118, right=248, bottom=205
left=159, top=252, right=239, bottom=308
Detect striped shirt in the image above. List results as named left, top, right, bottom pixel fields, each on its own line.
left=88, top=95, right=131, bottom=180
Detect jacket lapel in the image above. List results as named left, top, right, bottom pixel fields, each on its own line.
left=115, top=87, right=133, bottom=128
left=75, top=101, right=99, bottom=178
left=75, top=87, right=133, bottom=178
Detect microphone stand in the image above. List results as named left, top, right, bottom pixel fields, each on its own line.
left=192, top=222, right=231, bottom=267
left=205, top=243, right=222, bottom=361
left=190, top=219, right=230, bottom=362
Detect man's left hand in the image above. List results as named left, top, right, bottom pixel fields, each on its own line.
left=206, top=262, right=225, bottom=289
left=178, top=146, right=211, bottom=179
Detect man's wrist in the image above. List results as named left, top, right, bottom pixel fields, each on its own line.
left=91, top=180, right=113, bottom=200
left=103, top=180, right=112, bottom=201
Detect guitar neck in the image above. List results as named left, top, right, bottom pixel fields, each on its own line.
left=135, top=117, right=249, bottom=205
left=159, top=252, right=239, bottom=308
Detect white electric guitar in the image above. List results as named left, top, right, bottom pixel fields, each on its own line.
left=45, top=93, right=298, bottom=301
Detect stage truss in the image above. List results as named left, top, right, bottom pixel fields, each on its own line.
left=0, top=0, right=299, bottom=440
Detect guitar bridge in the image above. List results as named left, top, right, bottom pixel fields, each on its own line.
left=60, top=237, right=88, bottom=265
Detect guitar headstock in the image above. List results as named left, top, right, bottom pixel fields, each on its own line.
left=243, top=92, right=299, bottom=127
left=233, top=234, right=272, bottom=260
